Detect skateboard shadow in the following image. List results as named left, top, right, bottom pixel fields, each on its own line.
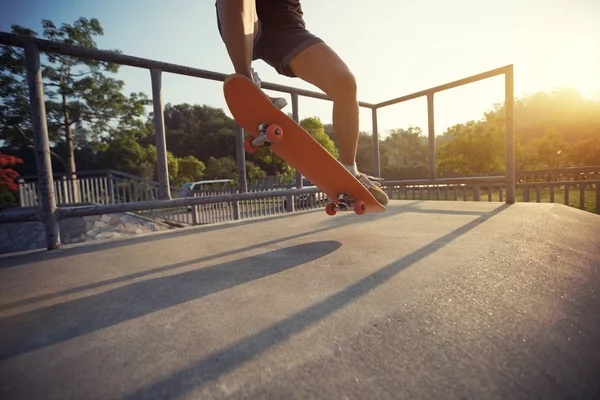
left=122, top=203, right=511, bottom=399
left=0, top=201, right=501, bottom=313
left=0, top=240, right=342, bottom=361
left=0, top=210, right=322, bottom=269
left=0, top=220, right=339, bottom=313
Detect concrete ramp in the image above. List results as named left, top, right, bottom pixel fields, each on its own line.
left=0, top=201, right=599, bottom=399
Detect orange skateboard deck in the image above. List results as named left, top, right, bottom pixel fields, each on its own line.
left=223, top=73, right=386, bottom=215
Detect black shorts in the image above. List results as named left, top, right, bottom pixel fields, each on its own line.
left=215, top=4, right=323, bottom=77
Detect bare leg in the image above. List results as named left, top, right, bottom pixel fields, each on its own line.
left=287, top=42, right=359, bottom=166
left=216, top=0, right=258, bottom=77
left=288, top=42, right=389, bottom=205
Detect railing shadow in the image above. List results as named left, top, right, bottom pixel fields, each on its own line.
left=0, top=209, right=324, bottom=269
left=0, top=200, right=499, bottom=312
left=0, top=241, right=342, bottom=360
left=121, top=203, right=510, bottom=399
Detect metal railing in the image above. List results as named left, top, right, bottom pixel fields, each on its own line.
left=0, top=31, right=515, bottom=250
left=380, top=178, right=599, bottom=214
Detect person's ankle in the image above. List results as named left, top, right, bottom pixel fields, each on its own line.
left=342, top=162, right=359, bottom=176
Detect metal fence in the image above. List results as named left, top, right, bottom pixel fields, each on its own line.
left=14, top=169, right=329, bottom=225
left=0, top=31, right=516, bottom=250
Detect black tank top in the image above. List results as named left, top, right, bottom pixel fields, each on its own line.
left=256, top=0, right=305, bottom=27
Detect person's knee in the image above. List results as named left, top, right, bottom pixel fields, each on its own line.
left=329, top=68, right=357, bottom=100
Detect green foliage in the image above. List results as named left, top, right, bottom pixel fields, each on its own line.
left=143, top=145, right=178, bottom=182
left=480, top=88, right=600, bottom=170
left=175, top=156, right=206, bottom=186
left=3, top=16, right=599, bottom=188
left=162, top=103, right=236, bottom=161
left=100, top=131, right=147, bottom=175
left=0, top=186, right=18, bottom=208
left=245, top=161, right=267, bottom=184
left=0, top=17, right=150, bottom=175
left=300, top=117, right=339, bottom=159
left=204, top=156, right=236, bottom=180
left=436, top=119, right=505, bottom=175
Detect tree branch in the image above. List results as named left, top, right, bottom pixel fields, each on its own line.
left=16, top=128, right=69, bottom=169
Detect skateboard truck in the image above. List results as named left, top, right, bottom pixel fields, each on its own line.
left=244, top=122, right=284, bottom=153
left=326, top=193, right=366, bottom=216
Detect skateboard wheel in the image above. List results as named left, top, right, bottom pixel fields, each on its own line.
left=354, top=201, right=366, bottom=215
left=266, top=124, right=283, bottom=143
left=326, top=202, right=337, bottom=216
left=244, top=137, right=259, bottom=153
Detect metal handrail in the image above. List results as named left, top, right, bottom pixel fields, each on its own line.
left=0, top=31, right=516, bottom=251
left=0, top=32, right=374, bottom=108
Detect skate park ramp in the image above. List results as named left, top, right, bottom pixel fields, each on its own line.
left=0, top=200, right=599, bottom=399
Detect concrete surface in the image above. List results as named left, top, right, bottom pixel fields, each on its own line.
left=0, top=200, right=599, bottom=400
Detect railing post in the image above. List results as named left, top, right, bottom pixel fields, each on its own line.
left=150, top=69, right=171, bottom=200
left=18, top=180, right=26, bottom=207
left=427, top=93, right=437, bottom=180
left=25, top=42, right=60, bottom=250
left=292, top=92, right=302, bottom=190
left=234, top=123, right=247, bottom=219
left=235, top=124, right=247, bottom=193
left=107, top=171, right=115, bottom=204
left=372, top=107, right=381, bottom=178
left=596, top=182, right=600, bottom=214
left=505, top=65, right=516, bottom=204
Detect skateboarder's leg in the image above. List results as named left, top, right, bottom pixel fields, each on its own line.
left=286, top=42, right=389, bottom=206
left=215, top=0, right=258, bottom=78
left=287, top=42, right=359, bottom=168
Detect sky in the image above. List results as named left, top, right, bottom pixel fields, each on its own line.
left=1, top=0, right=599, bottom=138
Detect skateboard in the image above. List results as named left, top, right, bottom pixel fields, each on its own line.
left=223, top=73, right=386, bottom=216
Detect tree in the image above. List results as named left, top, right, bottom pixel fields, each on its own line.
left=142, top=145, right=178, bottom=183
left=100, top=130, right=148, bottom=176
left=204, top=156, right=237, bottom=180
left=300, top=117, right=339, bottom=159
left=0, top=18, right=149, bottom=176
left=175, top=155, right=206, bottom=186
left=436, top=118, right=505, bottom=175
left=245, top=161, right=267, bottom=184
left=161, top=103, right=236, bottom=161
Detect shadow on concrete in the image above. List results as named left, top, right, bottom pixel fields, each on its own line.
left=122, top=203, right=510, bottom=399
left=0, top=240, right=342, bottom=360
left=0, top=209, right=324, bottom=269
left=0, top=201, right=498, bottom=312
left=0, top=226, right=339, bottom=312
left=0, top=201, right=479, bottom=268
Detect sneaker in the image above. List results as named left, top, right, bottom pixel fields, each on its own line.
left=251, top=68, right=287, bottom=110
left=269, top=96, right=288, bottom=109
left=356, top=172, right=389, bottom=206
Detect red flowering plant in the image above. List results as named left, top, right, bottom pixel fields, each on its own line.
left=0, top=152, right=24, bottom=192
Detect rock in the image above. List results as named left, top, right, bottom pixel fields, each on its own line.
left=94, top=220, right=107, bottom=229
left=114, top=223, right=126, bottom=232
left=86, top=230, right=95, bottom=237
left=109, top=215, right=121, bottom=225
left=135, top=228, right=143, bottom=234
left=101, top=214, right=111, bottom=223
left=80, top=234, right=87, bottom=241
